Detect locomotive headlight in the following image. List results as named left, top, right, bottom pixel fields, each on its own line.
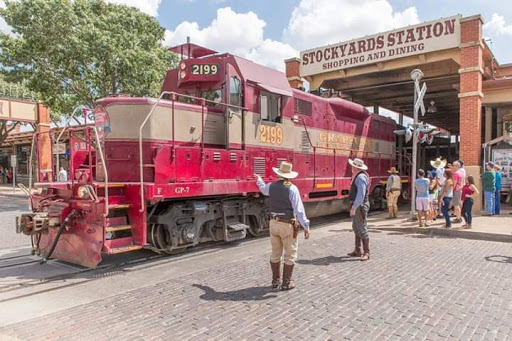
left=180, top=71, right=187, bottom=79
left=180, top=62, right=186, bottom=70
left=77, top=186, right=89, bottom=199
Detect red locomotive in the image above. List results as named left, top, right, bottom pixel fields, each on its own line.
left=16, top=43, right=403, bottom=268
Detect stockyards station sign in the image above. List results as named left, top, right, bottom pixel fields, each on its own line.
left=300, top=15, right=461, bottom=77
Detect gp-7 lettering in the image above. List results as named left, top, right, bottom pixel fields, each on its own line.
left=175, top=187, right=190, bottom=194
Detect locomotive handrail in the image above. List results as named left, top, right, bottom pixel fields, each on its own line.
left=91, top=125, right=109, bottom=217
left=138, top=91, right=248, bottom=213
left=55, top=106, right=88, bottom=176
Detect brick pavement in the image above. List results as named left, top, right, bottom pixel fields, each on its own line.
left=1, top=230, right=512, bottom=340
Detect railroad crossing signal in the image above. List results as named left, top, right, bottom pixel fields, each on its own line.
left=414, top=82, right=427, bottom=116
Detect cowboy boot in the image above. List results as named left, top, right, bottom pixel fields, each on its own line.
left=347, top=236, right=362, bottom=257
left=270, top=261, right=281, bottom=289
left=386, top=205, right=394, bottom=219
left=360, top=238, right=370, bottom=261
left=281, top=264, right=296, bottom=290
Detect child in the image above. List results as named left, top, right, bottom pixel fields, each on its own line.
left=415, top=169, right=430, bottom=227
left=461, top=175, right=479, bottom=229
left=427, top=171, right=438, bottom=222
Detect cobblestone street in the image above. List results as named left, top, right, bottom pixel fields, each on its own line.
left=1, top=224, right=512, bottom=340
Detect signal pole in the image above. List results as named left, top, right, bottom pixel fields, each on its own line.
left=409, top=69, right=427, bottom=220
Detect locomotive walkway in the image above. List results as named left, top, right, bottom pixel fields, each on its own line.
left=0, top=208, right=511, bottom=340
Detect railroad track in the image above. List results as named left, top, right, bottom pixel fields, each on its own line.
left=0, top=211, right=385, bottom=303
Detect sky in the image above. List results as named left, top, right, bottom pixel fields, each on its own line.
left=1, top=0, right=511, bottom=71
left=113, top=0, right=512, bottom=71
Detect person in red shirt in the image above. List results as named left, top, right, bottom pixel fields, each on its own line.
left=461, top=175, right=479, bottom=229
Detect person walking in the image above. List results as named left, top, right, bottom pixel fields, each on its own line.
left=427, top=171, right=438, bottom=222
left=415, top=169, right=430, bottom=227
left=347, top=158, right=371, bottom=261
left=482, top=162, right=496, bottom=216
left=255, top=161, right=311, bottom=291
left=439, top=169, right=454, bottom=228
left=430, top=157, right=447, bottom=218
left=58, top=167, right=68, bottom=182
left=385, top=166, right=401, bottom=219
left=494, top=164, right=502, bottom=215
left=451, top=161, right=465, bottom=224
left=461, top=175, right=479, bottom=229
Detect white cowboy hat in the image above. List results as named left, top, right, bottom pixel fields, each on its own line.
left=430, top=157, right=447, bottom=168
left=348, top=158, right=368, bottom=171
left=272, top=161, right=298, bottom=179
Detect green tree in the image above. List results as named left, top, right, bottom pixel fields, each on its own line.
left=0, top=0, right=175, bottom=118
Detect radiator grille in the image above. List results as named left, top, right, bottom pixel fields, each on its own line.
left=253, top=157, right=265, bottom=176
left=301, top=131, right=311, bottom=153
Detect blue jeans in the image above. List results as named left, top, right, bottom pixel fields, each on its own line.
left=441, top=197, right=452, bottom=227
left=484, top=191, right=494, bottom=215
left=462, top=198, right=474, bottom=225
left=495, top=190, right=501, bottom=215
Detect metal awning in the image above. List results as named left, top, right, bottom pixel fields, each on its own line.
left=257, top=83, right=293, bottom=97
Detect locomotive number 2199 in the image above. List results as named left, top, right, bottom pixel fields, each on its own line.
left=259, top=125, right=283, bottom=145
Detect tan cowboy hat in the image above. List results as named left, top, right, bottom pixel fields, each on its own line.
left=388, top=166, right=398, bottom=174
left=272, top=161, right=298, bottom=179
left=348, top=158, right=368, bottom=171
left=430, top=157, right=447, bottom=168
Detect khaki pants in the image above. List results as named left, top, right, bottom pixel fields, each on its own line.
left=269, top=220, right=298, bottom=265
left=387, top=190, right=400, bottom=215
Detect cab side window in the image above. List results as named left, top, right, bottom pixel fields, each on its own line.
left=229, top=76, right=241, bottom=110
left=260, top=91, right=281, bottom=123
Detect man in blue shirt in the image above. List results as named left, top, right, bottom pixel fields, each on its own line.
left=494, top=164, right=502, bottom=215
left=415, top=169, right=431, bottom=227
left=347, top=158, right=371, bottom=261
left=255, top=161, right=310, bottom=290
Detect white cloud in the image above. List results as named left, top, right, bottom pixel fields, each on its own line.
left=283, top=0, right=420, bottom=50
left=0, top=0, right=11, bottom=35
left=106, top=0, right=163, bottom=16
left=484, top=13, right=512, bottom=36
left=164, top=7, right=297, bottom=71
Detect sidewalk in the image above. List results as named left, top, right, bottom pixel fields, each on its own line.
left=370, top=206, right=512, bottom=243
left=0, top=185, right=28, bottom=198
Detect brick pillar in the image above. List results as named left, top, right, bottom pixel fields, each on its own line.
left=36, top=102, right=52, bottom=182
left=284, top=58, right=304, bottom=89
left=459, top=15, right=484, bottom=166
left=459, top=15, right=484, bottom=211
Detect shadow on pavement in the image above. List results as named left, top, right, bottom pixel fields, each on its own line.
left=297, top=255, right=360, bottom=266
left=192, top=284, right=278, bottom=301
left=485, top=255, right=512, bottom=264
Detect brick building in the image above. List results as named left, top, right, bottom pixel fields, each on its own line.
left=285, top=14, right=512, bottom=209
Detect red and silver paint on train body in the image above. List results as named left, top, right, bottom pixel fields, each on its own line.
left=16, top=43, right=408, bottom=268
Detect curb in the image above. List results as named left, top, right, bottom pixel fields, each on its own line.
left=376, top=226, right=512, bottom=243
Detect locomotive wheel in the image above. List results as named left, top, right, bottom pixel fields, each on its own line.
left=149, top=223, right=186, bottom=255
left=248, top=216, right=269, bottom=237
left=369, top=186, right=385, bottom=211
